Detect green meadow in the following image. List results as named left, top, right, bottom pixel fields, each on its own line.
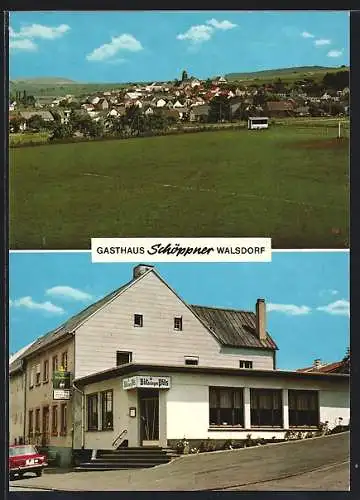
left=10, top=124, right=349, bottom=249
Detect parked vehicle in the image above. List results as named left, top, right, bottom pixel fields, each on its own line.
left=9, top=445, right=48, bottom=480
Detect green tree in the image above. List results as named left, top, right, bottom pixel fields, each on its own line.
left=50, top=124, right=73, bottom=140
left=26, top=114, right=46, bottom=131
left=10, top=116, right=24, bottom=133
left=86, top=119, right=105, bottom=138
left=208, top=96, right=230, bottom=123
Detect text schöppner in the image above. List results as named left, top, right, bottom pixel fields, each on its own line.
left=95, top=244, right=267, bottom=257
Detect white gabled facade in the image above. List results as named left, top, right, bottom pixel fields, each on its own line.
left=74, top=268, right=275, bottom=380
left=9, top=264, right=350, bottom=462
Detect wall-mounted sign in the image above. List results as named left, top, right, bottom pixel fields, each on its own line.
left=129, top=407, right=136, bottom=418
left=53, top=370, right=71, bottom=390
left=123, top=375, right=171, bottom=390
left=53, top=389, right=71, bottom=400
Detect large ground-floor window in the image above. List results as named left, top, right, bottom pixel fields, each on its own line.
left=250, top=389, right=282, bottom=427
left=209, top=387, right=244, bottom=426
left=101, top=390, right=114, bottom=430
left=289, top=390, right=319, bottom=427
left=87, top=394, right=98, bottom=431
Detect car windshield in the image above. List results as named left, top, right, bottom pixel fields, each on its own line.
left=9, top=446, right=37, bottom=457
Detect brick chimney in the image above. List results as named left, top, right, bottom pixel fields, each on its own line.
left=133, top=264, right=154, bottom=279
left=256, top=298, right=266, bottom=341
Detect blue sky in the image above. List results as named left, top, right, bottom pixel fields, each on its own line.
left=9, top=11, right=349, bottom=83
left=9, top=251, right=349, bottom=370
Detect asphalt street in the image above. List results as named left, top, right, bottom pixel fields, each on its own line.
left=9, top=432, right=350, bottom=492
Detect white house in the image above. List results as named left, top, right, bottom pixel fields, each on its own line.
left=9, top=265, right=350, bottom=464
left=91, top=96, right=101, bottom=105
left=155, top=98, right=167, bottom=108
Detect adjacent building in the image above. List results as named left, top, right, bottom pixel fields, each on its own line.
left=9, top=264, right=350, bottom=466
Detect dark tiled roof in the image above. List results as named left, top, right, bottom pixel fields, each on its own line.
left=189, top=305, right=277, bottom=350
left=9, top=279, right=133, bottom=369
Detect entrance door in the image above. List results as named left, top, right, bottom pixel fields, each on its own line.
left=139, top=389, right=159, bottom=446
left=42, top=407, right=50, bottom=446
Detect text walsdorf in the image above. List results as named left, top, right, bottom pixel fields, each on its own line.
left=96, top=243, right=267, bottom=257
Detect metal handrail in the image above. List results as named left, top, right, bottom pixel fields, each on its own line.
left=112, top=429, right=127, bottom=448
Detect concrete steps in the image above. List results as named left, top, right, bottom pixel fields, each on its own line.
left=75, top=447, right=178, bottom=471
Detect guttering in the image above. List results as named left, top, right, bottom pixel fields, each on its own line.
left=74, top=362, right=350, bottom=387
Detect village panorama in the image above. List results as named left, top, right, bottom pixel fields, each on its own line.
left=9, top=67, right=349, bottom=141
left=9, top=66, right=349, bottom=249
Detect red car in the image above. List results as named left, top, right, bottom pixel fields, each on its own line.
left=9, top=445, right=48, bottom=480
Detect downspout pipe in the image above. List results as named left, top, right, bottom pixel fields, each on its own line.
left=72, top=381, right=85, bottom=449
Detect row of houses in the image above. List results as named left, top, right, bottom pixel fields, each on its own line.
left=9, top=264, right=349, bottom=467
left=9, top=74, right=350, bottom=128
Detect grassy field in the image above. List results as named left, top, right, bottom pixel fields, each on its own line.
left=10, top=124, right=349, bottom=249
left=9, top=132, right=50, bottom=147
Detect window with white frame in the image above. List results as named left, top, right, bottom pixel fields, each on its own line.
left=87, top=394, right=98, bottom=431
left=174, top=316, right=183, bottom=331
left=29, top=368, right=35, bottom=389
left=134, top=314, right=143, bottom=327
left=185, top=356, right=199, bottom=366
left=239, top=360, right=253, bottom=369
left=101, top=390, right=114, bottom=430
left=35, top=364, right=41, bottom=385
left=209, top=387, right=244, bottom=426
left=116, top=351, right=132, bottom=366
left=289, top=390, right=319, bottom=427
left=250, top=389, right=282, bottom=427
left=43, top=360, right=49, bottom=382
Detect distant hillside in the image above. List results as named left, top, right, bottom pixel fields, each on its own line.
left=11, top=77, right=78, bottom=85
left=226, top=65, right=348, bottom=82
left=9, top=79, right=128, bottom=97
left=9, top=65, right=349, bottom=98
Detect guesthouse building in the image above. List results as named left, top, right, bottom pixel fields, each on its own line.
left=9, top=265, right=350, bottom=466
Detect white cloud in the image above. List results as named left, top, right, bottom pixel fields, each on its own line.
left=267, top=303, right=311, bottom=316
left=327, top=49, right=343, bottom=58
left=317, top=299, right=349, bottom=316
left=206, top=19, right=237, bottom=30
left=46, top=286, right=93, bottom=302
left=9, top=38, right=37, bottom=51
left=302, top=31, right=315, bottom=38
left=10, top=23, right=70, bottom=40
left=177, top=18, right=237, bottom=45
left=10, top=296, right=64, bottom=315
left=9, top=23, right=70, bottom=52
left=86, top=34, right=143, bottom=62
left=177, top=24, right=214, bottom=44
left=315, top=39, right=331, bottom=46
